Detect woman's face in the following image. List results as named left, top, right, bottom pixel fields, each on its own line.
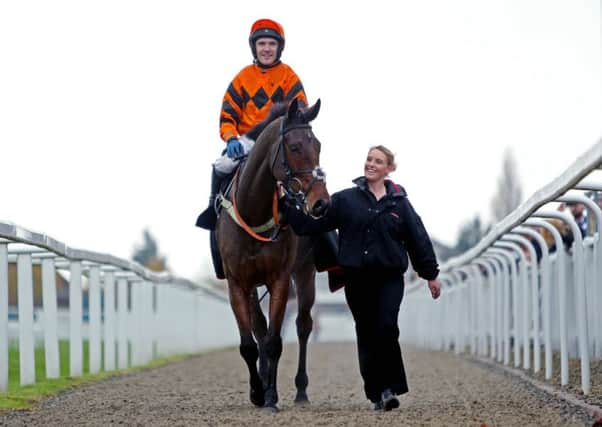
left=364, top=149, right=392, bottom=182
left=255, top=37, right=279, bottom=66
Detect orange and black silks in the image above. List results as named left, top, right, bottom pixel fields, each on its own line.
left=219, top=63, right=308, bottom=142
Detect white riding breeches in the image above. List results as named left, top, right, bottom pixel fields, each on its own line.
left=213, top=135, right=256, bottom=174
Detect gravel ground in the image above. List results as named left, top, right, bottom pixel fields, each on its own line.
left=530, top=351, right=602, bottom=409
left=0, top=342, right=598, bottom=426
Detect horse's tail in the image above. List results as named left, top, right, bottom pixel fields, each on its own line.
left=245, top=102, right=288, bottom=141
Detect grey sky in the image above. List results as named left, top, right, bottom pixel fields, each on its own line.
left=1, top=0, right=601, bottom=279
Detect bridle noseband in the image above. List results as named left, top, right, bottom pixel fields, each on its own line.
left=272, top=120, right=326, bottom=205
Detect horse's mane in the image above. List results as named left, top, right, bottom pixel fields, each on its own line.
left=244, top=102, right=289, bottom=141
left=239, top=99, right=313, bottom=181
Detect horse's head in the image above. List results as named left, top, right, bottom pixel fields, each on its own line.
left=271, top=98, right=330, bottom=218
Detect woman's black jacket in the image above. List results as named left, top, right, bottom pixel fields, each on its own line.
left=281, top=177, right=439, bottom=280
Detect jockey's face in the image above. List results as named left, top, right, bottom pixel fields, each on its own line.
left=364, top=149, right=393, bottom=183
left=255, top=37, right=279, bottom=66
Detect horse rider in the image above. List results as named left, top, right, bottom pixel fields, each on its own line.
left=195, top=18, right=308, bottom=230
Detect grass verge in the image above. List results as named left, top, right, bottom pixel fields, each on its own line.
left=0, top=341, right=195, bottom=414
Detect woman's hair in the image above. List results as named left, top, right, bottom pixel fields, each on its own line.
left=369, top=145, right=397, bottom=172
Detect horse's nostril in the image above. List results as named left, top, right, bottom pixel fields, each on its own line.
left=311, top=199, right=329, bottom=217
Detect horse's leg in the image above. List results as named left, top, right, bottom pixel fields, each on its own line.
left=249, top=287, right=269, bottom=388
left=292, top=265, right=316, bottom=404
left=263, top=277, right=290, bottom=412
left=228, top=284, right=265, bottom=407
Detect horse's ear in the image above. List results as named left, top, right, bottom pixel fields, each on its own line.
left=287, top=98, right=301, bottom=122
left=302, top=98, right=321, bottom=123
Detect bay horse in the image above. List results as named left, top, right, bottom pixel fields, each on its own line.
left=216, top=99, right=329, bottom=412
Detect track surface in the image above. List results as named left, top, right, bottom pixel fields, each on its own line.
left=0, top=342, right=596, bottom=426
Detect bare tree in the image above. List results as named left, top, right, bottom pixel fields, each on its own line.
left=454, top=215, right=484, bottom=254
left=491, top=147, right=522, bottom=222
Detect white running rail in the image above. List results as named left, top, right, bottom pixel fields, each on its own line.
left=401, top=137, right=602, bottom=395
left=0, top=221, right=235, bottom=391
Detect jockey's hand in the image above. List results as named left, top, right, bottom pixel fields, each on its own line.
left=428, top=279, right=441, bottom=300
left=226, top=138, right=244, bottom=159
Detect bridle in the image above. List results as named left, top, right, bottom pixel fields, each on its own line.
left=223, top=117, right=326, bottom=243
left=271, top=119, right=326, bottom=205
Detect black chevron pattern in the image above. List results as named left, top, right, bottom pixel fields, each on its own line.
left=240, top=86, right=286, bottom=110
left=251, top=87, right=269, bottom=110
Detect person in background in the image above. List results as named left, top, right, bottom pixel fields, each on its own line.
left=278, top=145, right=441, bottom=411
left=566, top=201, right=587, bottom=238
left=540, top=200, right=589, bottom=255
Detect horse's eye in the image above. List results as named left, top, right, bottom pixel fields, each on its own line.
left=289, top=144, right=301, bottom=153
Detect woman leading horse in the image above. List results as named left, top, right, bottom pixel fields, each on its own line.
left=278, top=145, right=441, bottom=411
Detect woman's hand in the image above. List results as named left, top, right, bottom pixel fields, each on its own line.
left=276, top=181, right=286, bottom=198
left=428, top=279, right=441, bottom=300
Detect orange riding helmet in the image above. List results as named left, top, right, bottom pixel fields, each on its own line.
left=249, top=19, right=285, bottom=62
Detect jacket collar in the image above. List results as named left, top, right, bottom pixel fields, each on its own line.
left=352, top=176, right=406, bottom=198
left=254, top=60, right=282, bottom=71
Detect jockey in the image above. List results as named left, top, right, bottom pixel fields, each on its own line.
left=196, top=18, right=308, bottom=230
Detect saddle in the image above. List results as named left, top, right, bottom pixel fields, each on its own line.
left=209, top=167, right=238, bottom=280
left=212, top=169, right=237, bottom=219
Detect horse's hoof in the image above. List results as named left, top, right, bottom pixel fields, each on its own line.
left=250, top=389, right=265, bottom=407
left=294, top=392, right=310, bottom=405
left=263, top=404, right=279, bottom=413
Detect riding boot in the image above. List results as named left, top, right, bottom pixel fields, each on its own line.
left=195, top=167, right=228, bottom=230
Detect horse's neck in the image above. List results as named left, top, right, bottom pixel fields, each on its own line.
left=235, top=144, right=276, bottom=227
